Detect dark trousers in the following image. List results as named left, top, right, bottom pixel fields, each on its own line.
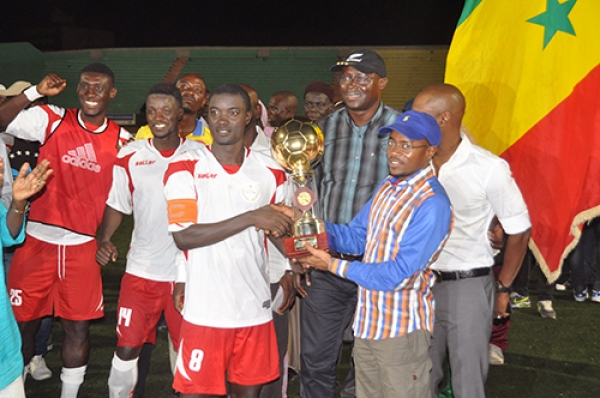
left=570, top=218, right=600, bottom=293
left=512, top=250, right=555, bottom=301
left=259, top=283, right=290, bottom=398
left=300, top=270, right=357, bottom=398
left=491, top=265, right=510, bottom=351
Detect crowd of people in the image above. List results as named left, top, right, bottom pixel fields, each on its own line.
left=0, top=48, right=594, bottom=398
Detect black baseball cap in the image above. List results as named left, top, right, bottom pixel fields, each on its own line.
left=329, top=49, right=386, bottom=78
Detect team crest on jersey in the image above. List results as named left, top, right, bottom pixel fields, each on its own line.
left=241, top=182, right=260, bottom=202
left=61, top=143, right=101, bottom=173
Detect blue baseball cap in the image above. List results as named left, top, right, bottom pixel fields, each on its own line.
left=378, top=110, right=441, bottom=146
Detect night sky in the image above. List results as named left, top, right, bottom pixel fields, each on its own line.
left=2, top=0, right=465, bottom=49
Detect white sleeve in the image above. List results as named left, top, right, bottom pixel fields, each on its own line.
left=5, top=105, right=65, bottom=144
left=106, top=156, right=133, bottom=216
left=175, top=250, right=187, bottom=283
left=486, top=160, right=531, bottom=234
left=118, top=127, right=134, bottom=147
left=275, top=172, right=290, bottom=205
left=268, top=172, right=293, bottom=281
left=0, top=141, right=12, bottom=208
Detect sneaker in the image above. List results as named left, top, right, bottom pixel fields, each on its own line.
left=489, top=344, right=504, bottom=365
left=591, top=290, right=600, bottom=303
left=574, top=290, right=588, bottom=303
left=29, top=355, right=52, bottom=381
left=510, top=292, right=531, bottom=309
left=537, top=300, right=557, bottom=319
left=555, top=282, right=571, bottom=291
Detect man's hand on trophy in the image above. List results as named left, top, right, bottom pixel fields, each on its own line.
left=251, top=205, right=294, bottom=237
left=296, top=242, right=331, bottom=271
left=270, top=203, right=300, bottom=221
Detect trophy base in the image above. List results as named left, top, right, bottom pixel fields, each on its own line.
left=284, top=232, right=329, bottom=259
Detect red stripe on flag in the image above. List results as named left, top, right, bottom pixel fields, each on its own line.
left=501, top=64, right=600, bottom=277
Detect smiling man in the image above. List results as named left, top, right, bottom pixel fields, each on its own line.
left=0, top=63, right=132, bottom=398
left=298, top=49, right=401, bottom=398
left=164, top=84, right=294, bottom=397
left=97, top=83, right=200, bottom=398
left=291, top=110, right=452, bottom=397
left=135, top=73, right=212, bottom=145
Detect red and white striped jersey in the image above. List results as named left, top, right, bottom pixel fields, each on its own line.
left=164, top=145, right=287, bottom=328
left=108, top=138, right=201, bottom=282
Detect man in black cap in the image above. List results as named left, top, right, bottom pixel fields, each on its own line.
left=297, top=49, right=401, bottom=398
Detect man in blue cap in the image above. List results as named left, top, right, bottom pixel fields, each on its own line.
left=287, top=110, right=453, bottom=397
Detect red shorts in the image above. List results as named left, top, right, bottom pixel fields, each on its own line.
left=116, top=273, right=182, bottom=348
left=173, top=320, right=279, bottom=395
left=8, top=235, right=104, bottom=321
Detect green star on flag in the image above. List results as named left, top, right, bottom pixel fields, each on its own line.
left=527, top=0, right=577, bottom=49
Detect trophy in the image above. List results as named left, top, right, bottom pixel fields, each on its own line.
left=271, top=118, right=328, bottom=259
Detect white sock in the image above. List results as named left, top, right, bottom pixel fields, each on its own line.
left=168, top=333, right=177, bottom=375
left=108, top=353, right=138, bottom=398
left=23, top=364, right=30, bottom=382
left=60, top=365, right=86, bottom=398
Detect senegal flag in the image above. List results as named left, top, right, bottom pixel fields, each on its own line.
left=445, top=0, right=600, bottom=281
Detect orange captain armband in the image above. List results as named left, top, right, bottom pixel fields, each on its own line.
left=167, top=199, right=198, bottom=225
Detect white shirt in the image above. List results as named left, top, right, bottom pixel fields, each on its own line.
left=250, top=125, right=291, bottom=283
left=432, top=132, right=531, bottom=272
left=107, top=138, right=199, bottom=281
left=0, top=139, right=13, bottom=209
left=164, top=145, right=287, bottom=328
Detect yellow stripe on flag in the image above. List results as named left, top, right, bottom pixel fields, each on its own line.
left=446, top=0, right=600, bottom=155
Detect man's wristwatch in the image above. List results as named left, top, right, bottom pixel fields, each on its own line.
left=496, top=280, right=511, bottom=293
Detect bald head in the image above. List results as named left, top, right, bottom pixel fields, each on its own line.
left=412, top=84, right=465, bottom=137
left=268, top=91, right=298, bottom=127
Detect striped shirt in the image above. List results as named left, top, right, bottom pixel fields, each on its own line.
left=328, top=165, right=452, bottom=340
left=316, top=102, right=400, bottom=224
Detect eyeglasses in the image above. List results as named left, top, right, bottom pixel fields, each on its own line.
left=387, top=140, right=429, bottom=152
left=338, top=75, right=373, bottom=86
left=304, top=101, right=330, bottom=111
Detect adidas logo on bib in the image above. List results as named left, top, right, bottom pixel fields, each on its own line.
left=61, top=143, right=101, bottom=173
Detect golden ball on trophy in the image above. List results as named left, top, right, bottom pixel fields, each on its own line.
left=270, top=118, right=324, bottom=175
